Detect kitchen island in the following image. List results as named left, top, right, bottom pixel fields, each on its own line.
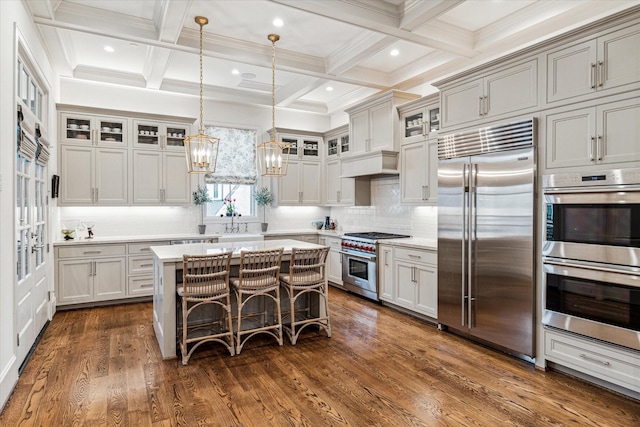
left=151, top=239, right=327, bottom=359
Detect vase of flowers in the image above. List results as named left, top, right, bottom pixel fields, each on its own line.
left=192, top=185, right=212, bottom=234
left=224, top=198, right=236, bottom=216
left=254, top=186, right=273, bottom=232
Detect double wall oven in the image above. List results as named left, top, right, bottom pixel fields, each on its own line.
left=340, top=232, right=410, bottom=301
left=542, top=168, right=640, bottom=351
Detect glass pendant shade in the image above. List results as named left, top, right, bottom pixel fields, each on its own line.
left=184, top=131, right=219, bottom=173
left=257, top=137, right=290, bottom=177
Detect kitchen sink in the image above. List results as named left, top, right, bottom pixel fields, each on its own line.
left=216, top=233, right=264, bottom=243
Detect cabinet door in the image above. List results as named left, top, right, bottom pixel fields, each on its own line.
left=400, top=140, right=428, bottom=204
left=545, top=107, right=597, bottom=169
left=278, top=162, right=302, bottom=205
left=598, top=97, right=640, bottom=165
left=163, top=152, right=191, bottom=205
left=133, top=120, right=161, bottom=149
left=301, top=137, right=321, bottom=160
left=325, top=160, right=341, bottom=205
left=598, top=24, right=640, bottom=91
left=60, top=113, right=95, bottom=145
left=350, top=109, right=369, bottom=154
left=485, top=59, right=537, bottom=118
left=132, top=150, right=163, bottom=204
left=416, top=264, right=438, bottom=318
left=57, top=259, right=93, bottom=304
left=547, top=40, right=596, bottom=103
left=370, top=100, right=394, bottom=151
left=427, top=139, right=438, bottom=204
left=328, top=249, right=343, bottom=286
left=128, top=275, right=154, bottom=297
left=94, top=257, right=126, bottom=301
left=379, top=246, right=394, bottom=302
left=300, top=162, right=322, bottom=205
left=441, top=78, right=483, bottom=129
left=164, top=124, right=188, bottom=150
left=59, top=145, right=94, bottom=205
left=394, top=261, right=416, bottom=310
left=95, top=148, right=128, bottom=205
left=96, top=116, right=128, bottom=147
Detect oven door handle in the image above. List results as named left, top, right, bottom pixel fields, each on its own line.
left=339, top=251, right=376, bottom=262
left=543, top=257, right=640, bottom=276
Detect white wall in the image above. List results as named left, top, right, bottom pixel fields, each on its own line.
left=1, top=0, right=58, bottom=411
left=330, top=177, right=437, bottom=238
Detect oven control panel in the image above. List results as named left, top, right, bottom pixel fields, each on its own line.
left=543, top=168, right=640, bottom=189
left=341, top=239, right=376, bottom=254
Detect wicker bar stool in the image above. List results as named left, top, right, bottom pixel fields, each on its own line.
left=177, top=252, right=234, bottom=364
left=231, top=248, right=284, bottom=354
left=280, top=246, right=331, bottom=345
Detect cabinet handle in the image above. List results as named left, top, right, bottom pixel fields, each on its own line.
left=598, top=61, right=604, bottom=87
left=139, top=247, right=151, bottom=251
left=140, top=263, right=153, bottom=268
left=95, top=188, right=99, bottom=202
left=384, top=251, right=389, bottom=267
left=84, top=250, right=102, bottom=254
left=337, top=190, right=341, bottom=203
left=589, top=136, right=595, bottom=161
left=483, top=96, right=488, bottom=115
left=479, top=97, right=483, bottom=117
left=597, top=135, right=603, bottom=161
left=579, top=353, right=610, bottom=366
left=409, top=254, right=422, bottom=260
left=423, top=122, right=428, bottom=136
left=590, top=63, right=596, bottom=89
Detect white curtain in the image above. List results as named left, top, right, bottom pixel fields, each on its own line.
left=204, top=126, right=257, bottom=184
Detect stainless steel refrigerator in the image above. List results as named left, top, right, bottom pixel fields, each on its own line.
left=437, top=118, right=535, bottom=357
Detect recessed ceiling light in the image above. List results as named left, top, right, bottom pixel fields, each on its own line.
left=104, top=45, right=115, bottom=53
left=241, top=72, right=256, bottom=80
left=232, top=69, right=240, bottom=75
left=326, top=86, right=334, bottom=91
left=390, top=49, right=399, bottom=56
left=273, top=18, right=283, bottom=27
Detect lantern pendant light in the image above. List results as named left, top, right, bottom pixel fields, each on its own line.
left=184, top=16, right=220, bottom=174
left=257, top=34, right=290, bottom=177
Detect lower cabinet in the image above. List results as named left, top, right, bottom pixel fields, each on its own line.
left=380, top=245, right=438, bottom=319
left=545, top=328, right=640, bottom=394
left=319, top=235, right=342, bottom=287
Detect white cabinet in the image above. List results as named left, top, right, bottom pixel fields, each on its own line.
left=440, top=59, right=538, bottom=129
left=545, top=328, right=640, bottom=394
left=133, top=120, right=190, bottom=151
left=389, top=247, right=438, bottom=319
left=346, top=91, right=420, bottom=155
left=127, top=241, right=170, bottom=297
left=400, top=138, right=438, bottom=205
left=132, top=150, right=190, bottom=205
left=277, top=131, right=322, bottom=161
left=59, top=145, right=128, bottom=205
left=378, top=245, right=394, bottom=301
left=545, top=97, right=640, bottom=170
left=56, top=244, right=127, bottom=306
left=277, top=161, right=322, bottom=206
left=60, top=112, right=127, bottom=146
left=325, top=125, right=350, bottom=159
left=398, top=95, right=440, bottom=144
left=319, top=236, right=343, bottom=287
left=325, top=159, right=355, bottom=206
left=547, top=23, right=640, bottom=103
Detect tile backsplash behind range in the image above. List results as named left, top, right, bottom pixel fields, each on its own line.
left=330, top=176, right=437, bottom=238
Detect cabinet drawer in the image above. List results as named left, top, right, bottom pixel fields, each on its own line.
left=128, top=241, right=170, bottom=254
left=394, top=247, right=436, bottom=265
left=128, top=275, right=154, bottom=296
left=128, top=256, right=155, bottom=275
left=325, top=237, right=341, bottom=250
left=545, top=329, right=640, bottom=393
left=57, top=244, right=126, bottom=259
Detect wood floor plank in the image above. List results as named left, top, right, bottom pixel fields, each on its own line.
left=1, top=288, right=639, bottom=426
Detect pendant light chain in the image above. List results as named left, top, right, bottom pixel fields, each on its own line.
left=198, top=20, right=204, bottom=134
left=271, top=36, right=276, bottom=140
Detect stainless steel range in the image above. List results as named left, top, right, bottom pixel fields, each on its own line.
left=340, top=232, right=410, bottom=300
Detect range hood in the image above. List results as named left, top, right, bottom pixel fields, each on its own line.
left=340, top=150, right=399, bottom=178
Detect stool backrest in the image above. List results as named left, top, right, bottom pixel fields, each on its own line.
left=287, top=247, right=329, bottom=285
left=236, top=248, right=284, bottom=289
left=182, top=252, right=232, bottom=295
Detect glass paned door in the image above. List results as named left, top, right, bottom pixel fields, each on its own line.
left=16, top=155, right=31, bottom=281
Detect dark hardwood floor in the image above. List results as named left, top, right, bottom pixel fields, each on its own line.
left=1, top=287, right=639, bottom=426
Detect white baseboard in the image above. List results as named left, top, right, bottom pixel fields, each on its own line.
left=0, top=355, right=18, bottom=413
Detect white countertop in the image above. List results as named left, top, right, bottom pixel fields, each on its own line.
left=151, top=238, right=326, bottom=263
left=53, top=233, right=221, bottom=246
left=380, top=237, right=437, bottom=251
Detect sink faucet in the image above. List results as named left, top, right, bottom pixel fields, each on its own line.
left=224, top=215, right=239, bottom=233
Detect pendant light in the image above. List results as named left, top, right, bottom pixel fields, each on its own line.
left=184, top=16, right=220, bottom=174
left=257, top=34, right=290, bottom=177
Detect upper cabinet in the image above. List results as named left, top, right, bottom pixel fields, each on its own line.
left=346, top=91, right=420, bottom=155
left=275, top=130, right=323, bottom=161
left=438, top=58, right=538, bottom=130
left=60, top=112, right=128, bottom=147
left=325, top=125, right=349, bottom=159
left=133, top=120, right=190, bottom=151
left=398, top=95, right=440, bottom=144
left=277, top=161, right=322, bottom=206
left=547, top=23, right=640, bottom=104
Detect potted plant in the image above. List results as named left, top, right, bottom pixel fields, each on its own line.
left=192, top=185, right=212, bottom=234
left=254, top=186, right=274, bottom=232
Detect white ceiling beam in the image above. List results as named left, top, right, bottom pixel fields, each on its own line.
left=275, top=77, right=327, bottom=107
left=325, top=32, right=396, bottom=76
left=400, top=0, right=464, bottom=31
left=269, top=0, right=477, bottom=57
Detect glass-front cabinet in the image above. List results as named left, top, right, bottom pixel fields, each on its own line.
left=399, top=94, right=440, bottom=144
left=324, top=124, right=349, bottom=159
left=133, top=120, right=189, bottom=151
left=60, top=113, right=128, bottom=146
left=277, top=131, right=322, bottom=161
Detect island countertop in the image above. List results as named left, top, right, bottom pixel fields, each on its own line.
left=150, top=239, right=326, bottom=262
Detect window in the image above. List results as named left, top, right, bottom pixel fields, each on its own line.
left=203, top=125, right=259, bottom=219
left=17, top=55, right=46, bottom=121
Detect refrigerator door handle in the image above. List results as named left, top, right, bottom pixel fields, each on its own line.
left=468, top=163, right=477, bottom=328
left=461, top=163, right=469, bottom=327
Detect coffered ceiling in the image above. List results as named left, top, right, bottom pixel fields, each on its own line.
left=25, top=0, right=640, bottom=115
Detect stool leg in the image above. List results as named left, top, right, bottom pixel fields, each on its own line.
left=225, top=293, right=235, bottom=356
